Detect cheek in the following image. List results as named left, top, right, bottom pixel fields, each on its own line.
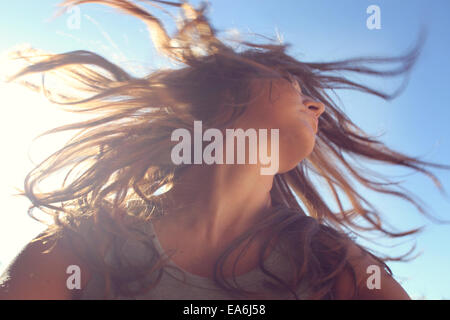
left=235, top=100, right=316, bottom=172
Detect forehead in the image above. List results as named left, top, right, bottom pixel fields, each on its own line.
left=250, top=74, right=300, bottom=90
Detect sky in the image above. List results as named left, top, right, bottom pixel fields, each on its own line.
left=1, top=0, right=450, bottom=299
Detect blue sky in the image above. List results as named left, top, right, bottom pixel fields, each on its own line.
left=1, top=0, right=450, bottom=299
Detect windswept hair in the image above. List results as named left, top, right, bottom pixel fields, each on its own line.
left=5, top=0, right=450, bottom=299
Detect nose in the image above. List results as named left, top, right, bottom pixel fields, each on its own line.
left=303, top=96, right=325, bottom=119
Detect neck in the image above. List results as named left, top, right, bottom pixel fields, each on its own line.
left=160, top=163, right=274, bottom=247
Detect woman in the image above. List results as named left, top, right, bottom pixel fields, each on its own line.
left=1, top=0, right=448, bottom=300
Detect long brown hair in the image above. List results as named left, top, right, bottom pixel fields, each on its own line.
left=6, top=0, right=450, bottom=299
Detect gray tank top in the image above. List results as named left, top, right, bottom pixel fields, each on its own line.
left=80, top=218, right=310, bottom=300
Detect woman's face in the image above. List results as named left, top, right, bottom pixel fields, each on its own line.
left=234, top=74, right=325, bottom=173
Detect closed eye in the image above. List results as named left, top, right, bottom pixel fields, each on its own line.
left=292, top=80, right=302, bottom=93
left=286, top=74, right=304, bottom=95
left=285, top=74, right=310, bottom=100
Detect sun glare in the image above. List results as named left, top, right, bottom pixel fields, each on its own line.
left=0, top=51, right=91, bottom=273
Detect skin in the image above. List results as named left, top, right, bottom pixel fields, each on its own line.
left=0, top=76, right=411, bottom=299
left=151, top=76, right=325, bottom=278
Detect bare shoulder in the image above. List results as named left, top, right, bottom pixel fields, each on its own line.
left=0, top=229, right=92, bottom=300
left=332, top=240, right=411, bottom=300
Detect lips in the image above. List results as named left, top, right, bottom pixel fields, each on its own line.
left=311, top=117, right=318, bottom=133
left=299, top=111, right=318, bottom=133
left=306, top=113, right=318, bottom=133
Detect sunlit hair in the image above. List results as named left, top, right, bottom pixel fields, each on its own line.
left=6, top=0, right=450, bottom=299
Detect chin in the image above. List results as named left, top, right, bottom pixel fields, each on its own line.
left=277, top=144, right=315, bottom=174
left=272, top=130, right=316, bottom=174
